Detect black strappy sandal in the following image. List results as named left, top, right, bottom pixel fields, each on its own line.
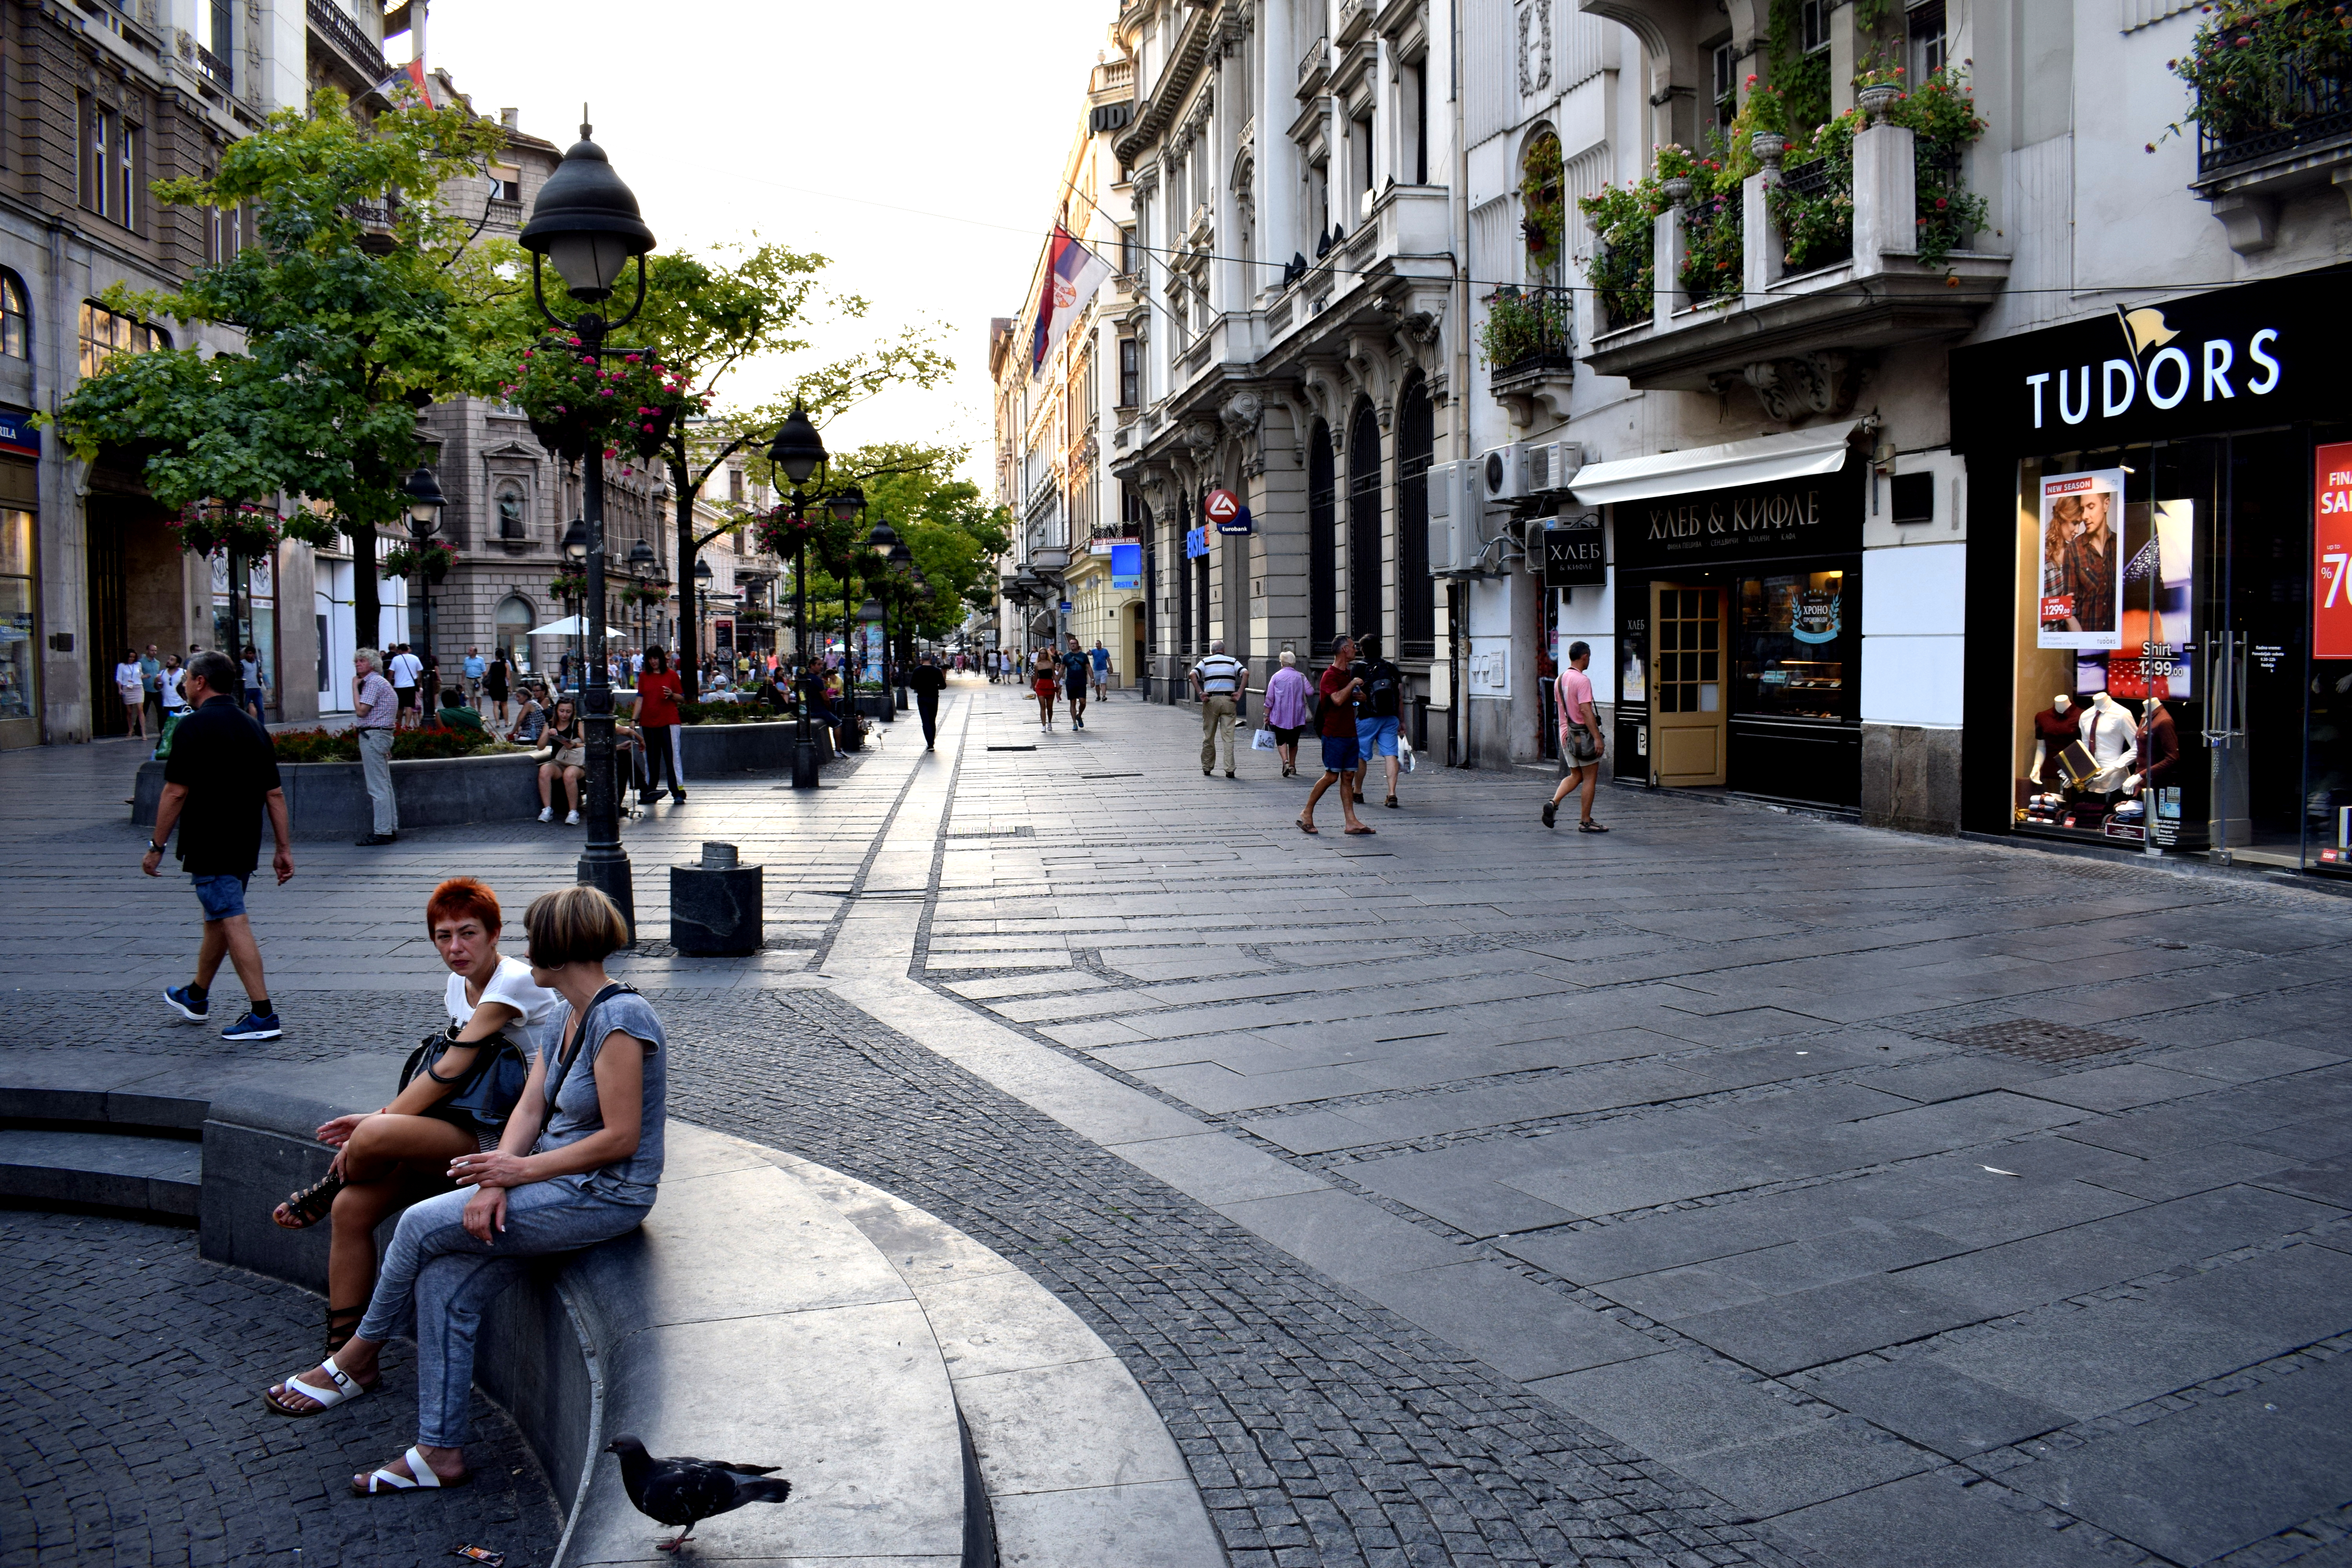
left=324, top=1302, right=366, bottom=1359
left=271, top=1170, right=344, bottom=1230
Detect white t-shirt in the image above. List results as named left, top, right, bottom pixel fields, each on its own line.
left=390, top=652, right=422, bottom=688
left=114, top=661, right=144, bottom=699
left=443, top=955, right=564, bottom=1056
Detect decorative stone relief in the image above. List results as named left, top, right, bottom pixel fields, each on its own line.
left=1735, top=352, right=1856, bottom=423
left=1516, top=1, right=1552, bottom=98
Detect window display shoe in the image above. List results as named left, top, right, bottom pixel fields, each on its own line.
left=163, top=984, right=210, bottom=1022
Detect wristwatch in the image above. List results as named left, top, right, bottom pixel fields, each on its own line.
left=145, top=842, right=166, bottom=854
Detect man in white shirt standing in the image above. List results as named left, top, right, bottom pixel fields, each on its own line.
left=387, top=643, right=423, bottom=733
left=1189, top=640, right=1249, bottom=779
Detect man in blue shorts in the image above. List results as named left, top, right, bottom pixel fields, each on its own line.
left=1090, top=639, right=1112, bottom=691
left=1299, top=636, right=1370, bottom=835
left=142, top=651, right=295, bottom=1041
left=1353, top=635, right=1405, bottom=809
left=1061, top=635, right=1093, bottom=730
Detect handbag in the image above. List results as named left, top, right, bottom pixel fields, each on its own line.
left=1565, top=721, right=1602, bottom=763
left=399, top=1024, right=532, bottom=1132
left=1250, top=727, right=1277, bottom=751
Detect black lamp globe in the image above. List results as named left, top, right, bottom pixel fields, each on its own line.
left=518, top=120, right=655, bottom=301
left=887, top=540, right=915, bottom=570
left=858, top=597, right=884, bottom=624
left=561, top=518, right=589, bottom=561
left=829, top=485, right=866, bottom=524
left=693, top=555, right=714, bottom=584
left=767, top=402, right=826, bottom=488
left=627, top=538, right=656, bottom=570
left=866, top=517, right=899, bottom=557
left=403, top=464, right=446, bottom=539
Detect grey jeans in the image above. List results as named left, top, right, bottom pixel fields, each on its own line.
left=358, top=727, right=397, bottom=834
left=356, top=1179, right=650, bottom=1447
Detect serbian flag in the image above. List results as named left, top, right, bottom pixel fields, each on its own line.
left=1029, top=227, right=1112, bottom=376
left=371, top=59, right=432, bottom=103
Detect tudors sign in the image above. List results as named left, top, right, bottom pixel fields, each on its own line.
left=1950, top=266, right=2352, bottom=455
left=1612, top=457, right=1863, bottom=572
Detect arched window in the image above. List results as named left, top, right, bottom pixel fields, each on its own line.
left=1347, top=399, right=1383, bottom=642
left=495, top=593, right=534, bottom=665
left=0, top=271, right=28, bottom=360
left=1395, top=377, right=1434, bottom=658
left=1521, top=130, right=1564, bottom=287
left=1308, top=420, right=1337, bottom=655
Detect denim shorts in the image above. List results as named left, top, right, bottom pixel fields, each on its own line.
left=1319, top=734, right=1361, bottom=773
left=1356, top=714, right=1401, bottom=757
left=192, top=872, right=250, bottom=921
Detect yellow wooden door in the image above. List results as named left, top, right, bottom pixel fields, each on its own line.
left=1650, top=582, right=1728, bottom=787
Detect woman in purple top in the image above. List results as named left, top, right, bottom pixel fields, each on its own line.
left=1263, top=650, right=1314, bottom=778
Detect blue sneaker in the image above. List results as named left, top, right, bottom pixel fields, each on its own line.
left=163, top=985, right=209, bottom=1022
left=221, top=1011, right=282, bottom=1042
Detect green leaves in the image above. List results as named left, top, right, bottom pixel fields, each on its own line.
left=50, top=89, right=506, bottom=541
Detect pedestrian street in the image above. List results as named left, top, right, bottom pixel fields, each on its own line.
left=5, top=675, right=2352, bottom=1568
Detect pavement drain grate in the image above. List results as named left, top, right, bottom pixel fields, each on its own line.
left=985, top=744, right=1038, bottom=752
left=1080, top=772, right=1142, bottom=779
left=1938, top=1018, right=2146, bottom=1063
left=946, top=826, right=1035, bottom=839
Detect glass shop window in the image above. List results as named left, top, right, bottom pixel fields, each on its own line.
left=1735, top=568, right=1858, bottom=720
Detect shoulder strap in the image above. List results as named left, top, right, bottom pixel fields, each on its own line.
left=544, top=982, right=637, bottom=1112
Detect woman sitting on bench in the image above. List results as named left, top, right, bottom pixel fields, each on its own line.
left=263, top=877, right=562, bottom=1400
left=269, top=886, right=668, bottom=1497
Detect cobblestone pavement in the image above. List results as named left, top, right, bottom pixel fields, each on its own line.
left=7, top=679, right=2352, bottom=1568
left=0, top=1210, right=561, bottom=1568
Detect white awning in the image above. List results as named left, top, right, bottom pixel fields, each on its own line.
left=1568, top=420, right=1862, bottom=508
left=526, top=616, right=626, bottom=639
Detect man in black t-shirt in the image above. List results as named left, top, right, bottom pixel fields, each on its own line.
left=143, top=651, right=294, bottom=1042
left=907, top=653, right=947, bottom=750
left=1352, top=635, right=1406, bottom=809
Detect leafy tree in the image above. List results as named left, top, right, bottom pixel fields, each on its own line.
left=47, top=88, right=511, bottom=652
left=485, top=241, right=953, bottom=696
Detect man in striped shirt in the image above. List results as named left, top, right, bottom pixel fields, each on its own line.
left=1189, top=641, right=1248, bottom=778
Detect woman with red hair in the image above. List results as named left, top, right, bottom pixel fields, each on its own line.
left=261, top=877, right=561, bottom=1414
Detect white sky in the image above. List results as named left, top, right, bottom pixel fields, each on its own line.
left=425, top=0, right=1117, bottom=489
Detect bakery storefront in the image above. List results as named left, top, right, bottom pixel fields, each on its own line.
left=1585, top=426, right=1867, bottom=810
left=1953, top=267, right=2352, bottom=875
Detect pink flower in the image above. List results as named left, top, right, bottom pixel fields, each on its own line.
left=583, top=355, right=597, bottom=366
left=568, top=336, right=582, bottom=346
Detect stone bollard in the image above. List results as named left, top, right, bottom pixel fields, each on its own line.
left=669, top=842, right=763, bottom=956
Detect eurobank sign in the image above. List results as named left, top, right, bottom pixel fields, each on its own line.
left=1951, top=267, right=2352, bottom=454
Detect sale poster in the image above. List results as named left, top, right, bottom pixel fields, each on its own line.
left=2038, top=469, right=2127, bottom=650
left=2317, top=442, right=2352, bottom=660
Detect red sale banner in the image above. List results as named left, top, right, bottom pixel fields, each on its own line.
left=2319, top=443, right=2352, bottom=660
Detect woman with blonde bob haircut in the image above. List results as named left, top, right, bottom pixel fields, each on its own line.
left=269, top=886, right=670, bottom=1498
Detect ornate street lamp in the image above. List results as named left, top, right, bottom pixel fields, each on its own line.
left=403, top=463, right=446, bottom=677
left=560, top=517, right=589, bottom=689
left=764, top=408, right=857, bottom=787
left=628, top=537, right=656, bottom=670
left=519, top=113, right=656, bottom=932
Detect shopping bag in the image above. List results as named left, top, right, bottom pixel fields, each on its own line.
left=1399, top=734, right=1416, bottom=773
left=1250, top=728, right=1277, bottom=752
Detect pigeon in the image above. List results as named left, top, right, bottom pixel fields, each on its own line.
left=605, top=1434, right=793, bottom=1553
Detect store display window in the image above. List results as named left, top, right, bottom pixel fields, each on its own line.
left=0, top=508, right=32, bottom=724
left=1736, top=569, right=1856, bottom=722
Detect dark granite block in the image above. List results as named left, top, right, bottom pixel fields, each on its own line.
left=1775, top=1470, right=2142, bottom=1568
left=1675, top=1276, right=1986, bottom=1375
left=1896, top=1227, right=2176, bottom=1316
left=1816, top=1358, right=2073, bottom=1458
left=1361, top=1261, right=1664, bottom=1382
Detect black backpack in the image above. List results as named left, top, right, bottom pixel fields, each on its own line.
left=1364, top=661, right=1401, bottom=718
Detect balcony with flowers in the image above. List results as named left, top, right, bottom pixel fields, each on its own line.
left=1582, top=65, right=2007, bottom=408
left=2177, top=0, right=2352, bottom=253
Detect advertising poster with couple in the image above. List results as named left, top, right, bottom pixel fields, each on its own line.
left=2036, top=468, right=2195, bottom=701
left=2037, top=470, right=2125, bottom=650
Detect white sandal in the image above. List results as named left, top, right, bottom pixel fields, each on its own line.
left=266, top=1354, right=369, bottom=1417
left=354, top=1445, right=470, bottom=1495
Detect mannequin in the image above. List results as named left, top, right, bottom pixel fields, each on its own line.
left=2031, top=695, right=2079, bottom=784
left=2123, top=697, right=2180, bottom=798
left=2082, top=691, right=2137, bottom=793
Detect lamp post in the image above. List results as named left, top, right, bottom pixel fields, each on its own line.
left=561, top=518, right=588, bottom=690
left=764, top=404, right=860, bottom=788
left=403, top=465, right=446, bottom=684
left=864, top=515, right=900, bottom=721
left=628, top=537, right=655, bottom=670
left=520, top=113, right=656, bottom=933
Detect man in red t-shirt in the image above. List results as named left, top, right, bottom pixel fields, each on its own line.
left=1543, top=639, right=1606, bottom=832
left=634, top=647, right=687, bottom=805
left=1299, top=637, right=1371, bottom=835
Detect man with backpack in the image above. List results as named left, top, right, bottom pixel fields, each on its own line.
left=1354, top=635, right=1406, bottom=810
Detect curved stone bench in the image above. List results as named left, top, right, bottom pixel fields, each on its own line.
left=0, top=1057, right=1223, bottom=1568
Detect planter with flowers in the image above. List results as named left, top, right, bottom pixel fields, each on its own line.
left=549, top=569, right=587, bottom=604
left=380, top=538, right=457, bottom=583
left=1761, top=60, right=1986, bottom=274
left=171, top=501, right=287, bottom=559
left=2165, top=0, right=2352, bottom=177
left=503, top=336, right=702, bottom=463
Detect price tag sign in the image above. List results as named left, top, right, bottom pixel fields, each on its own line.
left=2318, top=442, right=2352, bottom=659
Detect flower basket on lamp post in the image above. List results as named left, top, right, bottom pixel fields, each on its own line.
left=380, top=538, right=457, bottom=583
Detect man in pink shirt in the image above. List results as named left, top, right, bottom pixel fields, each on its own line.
left=1542, top=640, right=1607, bottom=833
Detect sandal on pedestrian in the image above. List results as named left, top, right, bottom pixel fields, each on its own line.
left=352, top=1446, right=470, bottom=1495
left=1384, top=795, right=1398, bottom=809
left=1541, top=800, right=1557, bottom=828
left=323, top=1302, right=366, bottom=1359
left=265, top=1354, right=373, bottom=1417
left=1296, top=818, right=1318, bottom=834
left=271, top=1170, right=344, bottom=1230
left=1579, top=820, right=1610, bottom=833
left=1344, top=824, right=1377, bottom=835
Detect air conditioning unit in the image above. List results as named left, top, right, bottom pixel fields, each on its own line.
left=1481, top=443, right=1527, bottom=502
left=1524, top=440, right=1585, bottom=494
left=1426, top=460, right=1484, bottom=577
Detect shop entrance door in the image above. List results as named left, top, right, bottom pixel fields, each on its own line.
left=1650, top=583, right=1727, bottom=787
left=2211, top=430, right=2314, bottom=867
